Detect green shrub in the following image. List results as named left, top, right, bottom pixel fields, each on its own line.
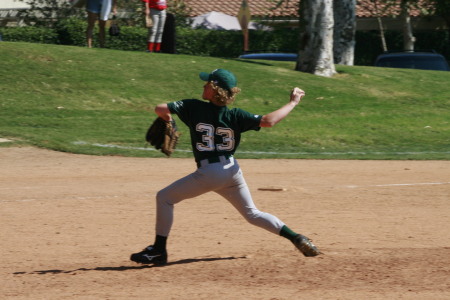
left=248, top=29, right=299, bottom=53
left=55, top=17, right=86, bottom=46
left=415, top=30, right=450, bottom=60
left=1, top=26, right=57, bottom=44
left=2, top=21, right=448, bottom=64
left=175, top=27, right=212, bottom=56
left=355, top=30, right=450, bottom=65
left=106, top=26, right=148, bottom=51
left=176, top=28, right=242, bottom=57
left=175, top=27, right=299, bottom=57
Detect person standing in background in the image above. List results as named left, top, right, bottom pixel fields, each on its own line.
left=86, top=0, right=117, bottom=48
left=143, top=0, right=167, bottom=53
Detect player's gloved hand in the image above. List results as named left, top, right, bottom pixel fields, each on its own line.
left=146, top=117, right=181, bottom=157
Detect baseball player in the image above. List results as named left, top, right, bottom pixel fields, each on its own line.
left=131, top=69, right=320, bottom=265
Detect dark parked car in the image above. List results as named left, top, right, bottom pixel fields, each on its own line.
left=238, top=52, right=298, bottom=61
left=374, top=51, right=450, bottom=71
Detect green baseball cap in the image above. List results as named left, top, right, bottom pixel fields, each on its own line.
left=199, top=69, right=237, bottom=91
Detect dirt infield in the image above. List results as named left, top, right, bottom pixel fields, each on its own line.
left=1, top=147, right=449, bottom=299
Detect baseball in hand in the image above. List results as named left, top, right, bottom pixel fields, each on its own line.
left=290, top=87, right=305, bottom=104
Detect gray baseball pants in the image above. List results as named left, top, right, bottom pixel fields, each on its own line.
left=148, top=8, right=166, bottom=43
left=155, top=156, right=285, bottom=237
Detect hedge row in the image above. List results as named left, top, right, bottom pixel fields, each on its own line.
left=355, top=30, right=450, bottom=65
left=1, top=17, right=448, bottom=65
left=1, top=26, right=59, bottom=44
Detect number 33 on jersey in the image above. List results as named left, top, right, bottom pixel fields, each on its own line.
left=167, top=99, right=262, bottom=162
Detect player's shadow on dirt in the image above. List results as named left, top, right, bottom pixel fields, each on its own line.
left=13, top=256, right=246, bottom=275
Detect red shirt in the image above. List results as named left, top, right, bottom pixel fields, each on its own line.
left=142, top=0, right=167, bottom=10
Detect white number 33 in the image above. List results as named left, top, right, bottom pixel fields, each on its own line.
left=196, top=123, right=235, bottom=151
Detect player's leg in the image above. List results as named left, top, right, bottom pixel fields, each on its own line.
left=131, top=169, right=218, bottom=264
left=216, top=162, right=320, bottom=257
left=98, top=19, right=106, bottom=48
left=147, top=9, right=160, bottom=52
left=216, top=174, right=285, bottom=235
left=86, top=11, right=98, bottom=48
left=155, top=170, right=215, bottom=236
left=147, top=33, right=155, bottom=52
left=86, top=0, right=102, bottom=48
left=154, top=10, right=166, bottom=52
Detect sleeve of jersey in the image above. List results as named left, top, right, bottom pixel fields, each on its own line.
left=235, top=109, right=262, bottom=132
left=167, top=99, right=192, bottom=125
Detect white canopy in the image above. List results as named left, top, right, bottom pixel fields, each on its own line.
left=0, top=0, right=30, bottom=9
left=191, top=11, right=270, bottom=31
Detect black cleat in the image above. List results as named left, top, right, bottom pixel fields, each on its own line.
left=293, top=234, right=320, bottom=257
left=130, top=245, right=168, bottom=265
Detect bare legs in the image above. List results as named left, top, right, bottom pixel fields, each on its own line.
left=86, top=11, right=106, bottom=48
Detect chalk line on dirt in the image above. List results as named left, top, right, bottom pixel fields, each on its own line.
left=72, top=141, right=450, bottom=156
left=346, top=182, right=450, bottom=188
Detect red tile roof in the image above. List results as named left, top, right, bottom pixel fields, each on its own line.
left=183, top=0, right=298, bottom=18
left=356, top=0, right=433, bottom=18
left=182, top=0, right=433, bottom=18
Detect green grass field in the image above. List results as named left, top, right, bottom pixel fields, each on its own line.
left=1, top=42, right=449, bottom=159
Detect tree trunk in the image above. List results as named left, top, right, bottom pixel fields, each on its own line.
left=371, top=0, right=388, bottom=52
left=296, top=0, right=336, bottom=77
left=333, top=0, right=356, bottom=65
left=377, top=16, right=388, bottom=52
left=400, top=0, right=415, bottom=51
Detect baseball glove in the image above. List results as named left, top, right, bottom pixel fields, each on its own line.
left=146, top=117, right=180, bottom=157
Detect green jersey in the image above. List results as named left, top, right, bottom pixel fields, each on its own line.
left=168, top=99, right=262, bottom=162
